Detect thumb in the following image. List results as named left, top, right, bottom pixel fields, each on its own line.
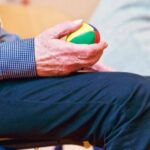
left=48, top=19, right=83, bottom=39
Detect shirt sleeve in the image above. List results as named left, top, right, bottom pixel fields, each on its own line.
left=0, top=28, right=20, bottom=42
left=0, top=38, right=37, bottom=80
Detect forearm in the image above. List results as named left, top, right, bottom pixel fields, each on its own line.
left=0, top=38, right=37, bottom=80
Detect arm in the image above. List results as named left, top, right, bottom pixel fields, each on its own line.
left=0, top=20, right=108, bottom=80
left=0, top=27, right=36, bottom=80
left=0, top=38, right=37, bottom=80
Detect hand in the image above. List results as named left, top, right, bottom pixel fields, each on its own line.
left=79, top=63, right=113, bottom=72
left=35, top=20, right=108, bottom=77
left=91, top=62, right=113, bottom=72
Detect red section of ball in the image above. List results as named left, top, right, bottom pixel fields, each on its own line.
left=94, top=31, right=100, bottom=43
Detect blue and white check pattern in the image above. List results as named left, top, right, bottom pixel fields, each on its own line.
left=0, top=38, right=37, bottom=79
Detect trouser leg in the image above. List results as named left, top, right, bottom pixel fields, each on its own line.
left=0, top=72, right=150, bottom=149
left=104, top=75, right=150, bottom=150
left=0, top=147, right=15, bottom=150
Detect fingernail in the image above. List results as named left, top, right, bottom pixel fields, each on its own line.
left=73, top=19, right=83, bottom=25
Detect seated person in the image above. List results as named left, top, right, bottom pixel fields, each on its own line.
left=0, top=1, right=150, bottom=149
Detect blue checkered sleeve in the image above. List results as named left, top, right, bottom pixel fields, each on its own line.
left=0, top=38, right=37, bottom=80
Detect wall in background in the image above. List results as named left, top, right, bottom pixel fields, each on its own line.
left=0, top=0, right=100, bottom=38
left=0, top=0, right=100, bottom=20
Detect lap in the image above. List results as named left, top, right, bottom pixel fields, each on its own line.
left=0, top=72, right=150, bottom=147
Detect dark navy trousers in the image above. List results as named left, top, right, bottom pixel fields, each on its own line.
left=0, top=72, right=150, bottom=150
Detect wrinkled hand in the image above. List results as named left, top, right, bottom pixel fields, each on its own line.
left=35, top=20, right=108, bottom=77
left=78, top=62, right=113, bottom=72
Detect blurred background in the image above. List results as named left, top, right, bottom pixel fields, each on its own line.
left=0, top=0, right=99, bottom=38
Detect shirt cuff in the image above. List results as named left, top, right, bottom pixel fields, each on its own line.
left=0, top=38, right=37, bottom=79
left=0, top=28, right=20, bottom=42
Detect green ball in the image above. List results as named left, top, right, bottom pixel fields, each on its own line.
left=66, top=23, right=100, bottom=44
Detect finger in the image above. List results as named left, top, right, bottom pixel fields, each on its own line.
left=72, top=41, right=108, bottom=59
left=91, top=63, right=113, bottom=72
left=66, top=41, right=108, bottom=51
left=47, top=19, right=83, bottom=39
left=76, top=42, right=108, bottom=68
left=78, top=41, right=108, bottom=52
left=46, top=39, right=108, bottom=71
left=63, top=42, right=107, bottom=71
left=52, top=40, right=108, bottom=63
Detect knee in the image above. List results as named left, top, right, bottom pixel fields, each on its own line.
left=105, top=72, right=150, bottom=116
left=114, top=72, right=150, bottom=100
left=95, top=72, right=150, bottom=105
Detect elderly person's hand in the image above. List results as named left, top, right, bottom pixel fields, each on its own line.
left=79, top=63, right=112, bottom=72
left=35, top=20, right=108, bottom=77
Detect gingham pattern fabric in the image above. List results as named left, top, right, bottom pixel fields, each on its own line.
left=0, top=38, right=37, bottom=79
left=0, top=28, right=20, bottom=42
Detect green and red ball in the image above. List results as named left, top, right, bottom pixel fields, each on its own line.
left=66, top=23, right=100, bottom=44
